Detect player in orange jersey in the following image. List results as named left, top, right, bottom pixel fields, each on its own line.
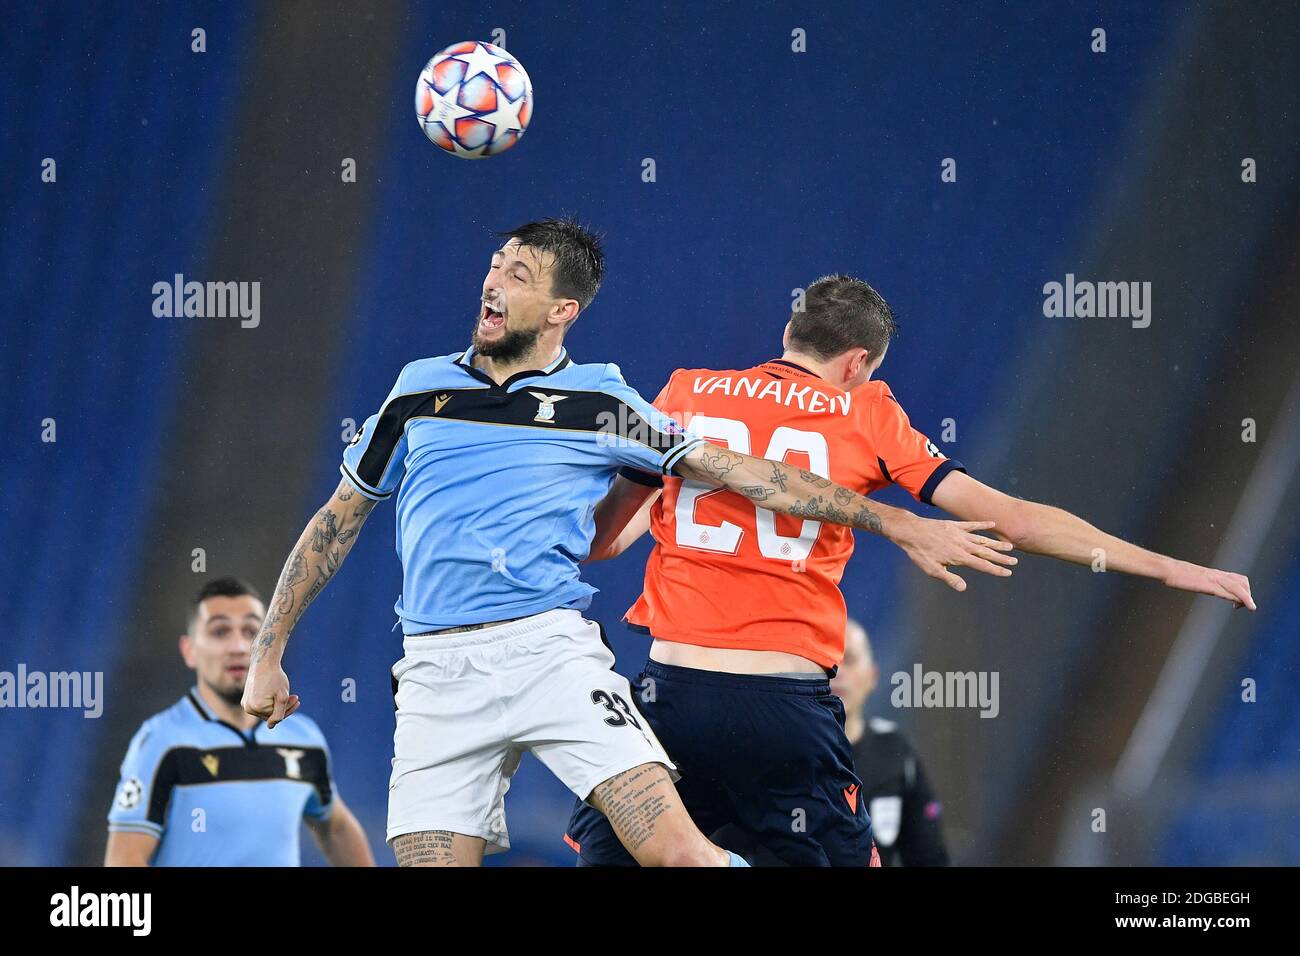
left=565, top=273, right=1255, bottom=866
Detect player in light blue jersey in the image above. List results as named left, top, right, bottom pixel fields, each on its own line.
left=242, top=218, right=1011, bottom=867
left=105, top=578, right=373, bottom=866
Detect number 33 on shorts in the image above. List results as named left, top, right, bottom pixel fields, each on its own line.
left=590, top=689, right=643, bottom=729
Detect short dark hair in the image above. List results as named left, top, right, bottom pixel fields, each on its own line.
left=788, top=274, right=897, bottom=361
left=495, top=217, right=605, bottom=312
left=187, top=577, right=263, bottom=631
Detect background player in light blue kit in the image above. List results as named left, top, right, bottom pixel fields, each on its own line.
left=105, top=578, right=373, bottom=866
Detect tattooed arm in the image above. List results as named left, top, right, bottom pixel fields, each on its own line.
left=675, top=441, right=1017, bottom=592
left=242, top=477, right=378, bottom=727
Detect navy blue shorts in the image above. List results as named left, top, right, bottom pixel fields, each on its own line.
left=564, top=660, right=875, bottom=866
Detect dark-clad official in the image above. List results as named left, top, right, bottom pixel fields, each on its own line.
left=831, top=618, right=950, bottom=867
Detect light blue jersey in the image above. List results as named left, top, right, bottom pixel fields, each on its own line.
left=107, top=689, right=334, bottom=866
left=341, top=347, right=704, bottom=632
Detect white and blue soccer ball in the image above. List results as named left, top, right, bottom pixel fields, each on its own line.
left=415, top=40, right=533, bottom=158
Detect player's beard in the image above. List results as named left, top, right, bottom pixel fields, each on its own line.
left=209, top=677, right=245, bottom=708
left=471, top=312, right=542, bottom=364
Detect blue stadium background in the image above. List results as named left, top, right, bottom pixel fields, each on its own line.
left=1, top=0, right=1296, bottom=866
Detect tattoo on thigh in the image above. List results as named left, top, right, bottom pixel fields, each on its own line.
left=393, top=830, right=461, bottom=867
left=592, top=764, right=672, bottom=853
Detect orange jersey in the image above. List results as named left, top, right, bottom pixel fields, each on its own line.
left=625, top=359, right=964, bottom=669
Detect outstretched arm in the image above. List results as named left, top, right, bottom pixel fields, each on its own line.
left=930, top=470, right=1255, bottom=609
left=675, top=441, right=1017, bottom=592
left=243, top=477, right=379, bottom=726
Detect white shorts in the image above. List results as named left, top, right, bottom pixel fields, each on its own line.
left=386, top=608, right=676, bottom=853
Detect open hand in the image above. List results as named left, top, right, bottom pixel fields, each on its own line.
left=895, top=518, right=1018, bottom=592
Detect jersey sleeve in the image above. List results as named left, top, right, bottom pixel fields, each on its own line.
left=340, top=365, right=412, bottom=500
left=106, top=720, right=170, bottom=839
left=616, top=376, right=675, bottom=488
left=868, top=385, right=965, bottom=505
left=599, top=366, right=704, bottom=476
left=302, top=736, right=335, bottom=822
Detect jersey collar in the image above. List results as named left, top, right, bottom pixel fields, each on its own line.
left=187, top=686, right=259, bottom=746
left=186, top=686, right=218, bottom=720
left=456, top=344, right=572, bottom=388
left=763, top=358, right=823, bottom=380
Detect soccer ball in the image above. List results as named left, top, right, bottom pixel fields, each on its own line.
left=414, top=41, right=533, bottom=158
